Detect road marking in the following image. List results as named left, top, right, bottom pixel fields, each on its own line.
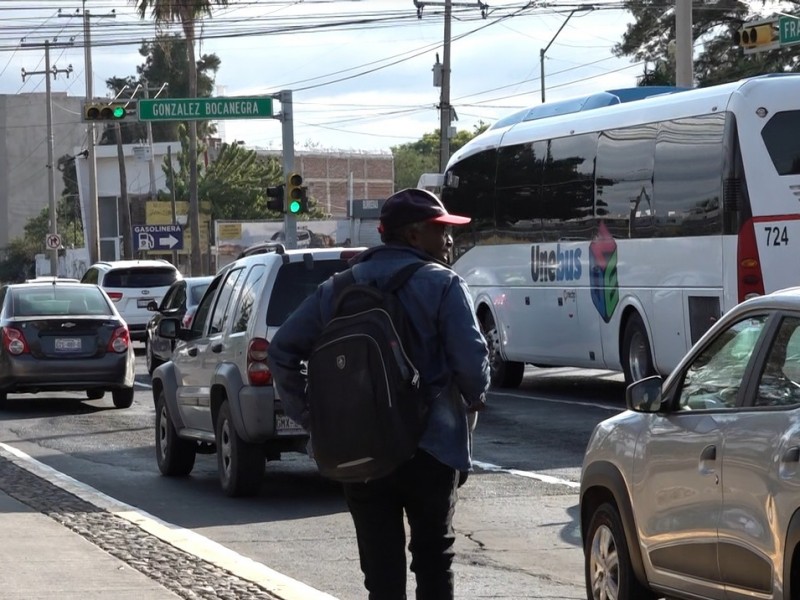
left=490, top=389, right=623, bottom=412
left=0, top=442, right=337, bottom=600
left=473, top=460, right=581, bottom=489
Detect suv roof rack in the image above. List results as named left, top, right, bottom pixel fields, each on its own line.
left=237, top=241, right=287, bottom=259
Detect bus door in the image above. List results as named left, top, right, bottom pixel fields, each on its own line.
left=529, top=241, right=600, bottom=366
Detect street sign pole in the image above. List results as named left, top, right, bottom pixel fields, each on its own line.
left=277, top=90, right=298, bottom=250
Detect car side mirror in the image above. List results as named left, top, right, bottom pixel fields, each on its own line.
left=158, top=318, right=179, bottom=339
left=146, top=300, right=159, bottom=312
left=626, top=375, right=664, bottom=413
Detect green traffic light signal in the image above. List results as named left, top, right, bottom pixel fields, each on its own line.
left=288, top=200, right=302, bottom=214
left=112, top=106, right=125, bottom=119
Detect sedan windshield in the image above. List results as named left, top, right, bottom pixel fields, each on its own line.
left=11, top=286, right=113, bottom=317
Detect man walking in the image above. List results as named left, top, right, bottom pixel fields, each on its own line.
left=267, top=188, right=491, bottom=599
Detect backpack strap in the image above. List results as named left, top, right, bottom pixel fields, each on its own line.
left=383, top=261, right=429, bottom=293
left=332, top=268, right=356, bottom=304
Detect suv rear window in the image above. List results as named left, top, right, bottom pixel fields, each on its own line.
left=266, top=260, right=348, bottom=326
left=103, top=267, right=178, bottom=288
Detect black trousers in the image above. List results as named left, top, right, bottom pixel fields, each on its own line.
left=342, top=450, right=459, bottom=600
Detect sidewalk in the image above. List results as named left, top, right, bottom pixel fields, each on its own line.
left=0, top=490, right=180, bottom=600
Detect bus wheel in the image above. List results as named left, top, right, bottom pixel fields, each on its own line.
left=481, top=312, right=524, bottom=389
left=622, top=313, right=654, bottom=385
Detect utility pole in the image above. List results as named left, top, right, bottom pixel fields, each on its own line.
left=21, top=39, right=74, bottom=277
left=415, top=0, right=487, bottom=173
left=540, top=7, right=594, bottom=104
left=167, top=145, right=179, bottom=267
left=71, top=5, right=116, bottom=264
left=675, top=0, right=693, bottom=87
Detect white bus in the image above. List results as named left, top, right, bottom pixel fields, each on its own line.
left=433, top=74, right=800, bottom=388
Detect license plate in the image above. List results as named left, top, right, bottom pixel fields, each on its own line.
left=137, top=298, right=151, bottom=308
left=275, top=413, right=303, bottom=435
left=55, top=338, right=81, bottom=351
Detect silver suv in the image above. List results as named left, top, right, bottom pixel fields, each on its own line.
left=151, top=245, right=364, bottom=497
left=81, top=260, right=181, bottom=341
left=580, top=287, right=800, bottom=600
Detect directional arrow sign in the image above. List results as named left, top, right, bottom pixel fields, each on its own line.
left=133, top=224, right=184, bottom=252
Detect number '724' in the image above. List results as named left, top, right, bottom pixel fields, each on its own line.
left=765, top=226, right=789, bottom=246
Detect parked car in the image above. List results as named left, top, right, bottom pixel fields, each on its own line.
left=144, top=276, right=213, bottom=375
left=150, top=245, right=365, bottom=497
left=80, top=259, right=181, bottom=341
left=580, top=287, right=800, bottom=600
left=0, top=280, right=135, bottom=408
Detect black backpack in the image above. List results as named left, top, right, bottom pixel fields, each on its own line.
left=306, top=262, right=429, bottom=483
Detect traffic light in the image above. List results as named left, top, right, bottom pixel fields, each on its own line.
left=734, top=19, right=779, bottom=54
left=266, top=184, right=284, bottom=213
left=82, top=100, right=132, bottom=122
left=286, top=172, right=308, bottom=215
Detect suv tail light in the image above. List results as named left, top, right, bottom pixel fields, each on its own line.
left=182, top=308, right=196, bottom=329
left=2, top=327, right=29, bottom=355
left=107, top=292, right=123, bottom=302
left=247, top=338, right=271, bottom=386
left=108, top=326, right=130, bottom=353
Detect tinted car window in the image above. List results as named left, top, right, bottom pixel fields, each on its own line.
left=81, top=268, right=99, bottom=285
left=12, top=286, right=112, bottom=316
left=191, top=277, right=222, bottom=336
left=232, top=265, right=266, bottom=334
left=761, top=110, right=800, bottom=176
left=755, top=316, right=800, bottom=407
left=189, top=283, right=210, bottom=307
left=266, top=260, right=348, bottom=326
left=103, top=267, right=178, bottom=288
left=209, top=269, right=244, bottom=334
left=677, top=315, right=768, bottom=410
left=160, top=282, right=185, bottom=311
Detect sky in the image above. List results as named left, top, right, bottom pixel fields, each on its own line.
left=0, top=0, right=649, bottom=154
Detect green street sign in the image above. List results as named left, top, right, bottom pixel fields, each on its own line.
left=138, top=97, right=273, bottom=122
left=780, top=16, right=800, bottom=47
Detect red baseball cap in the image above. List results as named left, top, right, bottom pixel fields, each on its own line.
left=378, top=188, right=470, bottom=233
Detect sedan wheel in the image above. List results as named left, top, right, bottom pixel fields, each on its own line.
left=145, top=339, right=162, bottom=376
left=216, top=400, right=264, bottom=497
left=112, top=388, right=134, bottom=409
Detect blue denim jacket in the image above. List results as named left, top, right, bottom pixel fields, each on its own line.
left=266, top=244, right=491, bottom=472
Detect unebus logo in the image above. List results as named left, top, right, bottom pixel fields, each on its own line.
left=589, top=222, right=620, bottom=323
left=530, top=244, right=582, bottom=283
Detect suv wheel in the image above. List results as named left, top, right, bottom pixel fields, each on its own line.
left=585, top=502, right=656, bottom=600
left=216, top=400, right=264, bottom=497
left=112, top=388, right=134, bottom=409
left=155, top=391, right=196, bottom=476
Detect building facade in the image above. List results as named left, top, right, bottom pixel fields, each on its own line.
left=0, top=93, right=86, bottom=249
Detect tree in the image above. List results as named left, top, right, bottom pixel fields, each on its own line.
left=615, top=1, right=800, bottom=87
left=160, top=125, right=287, bottom=221
left=133, top=0, right=229, bottom=276
left=391, top=123, right=489, bottom=190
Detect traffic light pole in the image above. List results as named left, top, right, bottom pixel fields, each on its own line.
left=277, top=89, right=298, bottom=249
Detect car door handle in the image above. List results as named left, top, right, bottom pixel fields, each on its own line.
left=782, top=446, right=800, bottom=463
left=187, top=347, right=198, bottom=357
left=211, top=343, right=223, bottom=353
left=700, top=444, right=717, bottom=461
